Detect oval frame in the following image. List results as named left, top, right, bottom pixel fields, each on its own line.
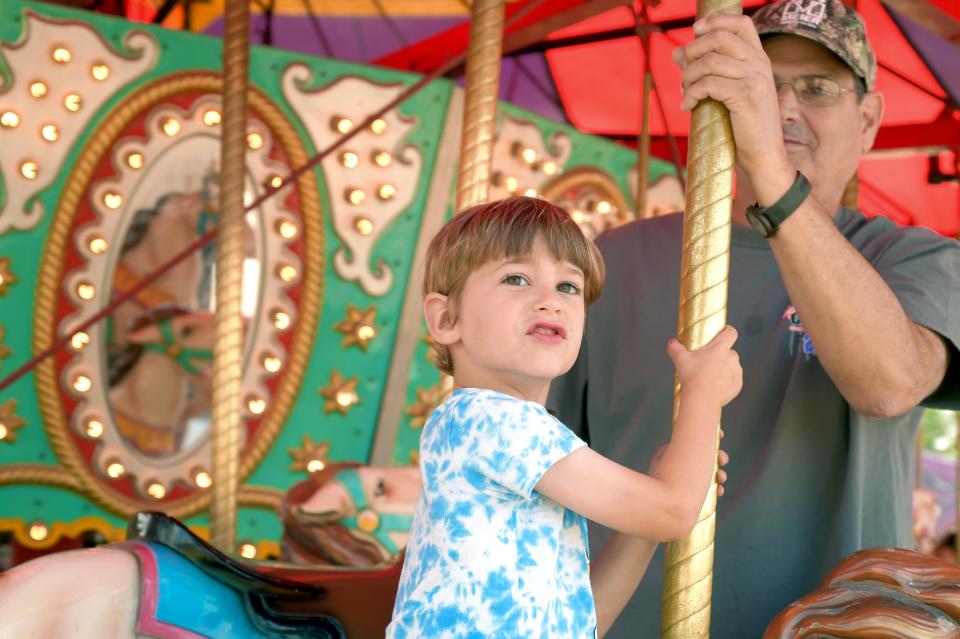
left=33, top=72, right=324, bottom=518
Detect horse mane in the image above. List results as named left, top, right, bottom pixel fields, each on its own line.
left=765, top=548, right=960, bottom=638
left=279, top=462, right=388, bottom=568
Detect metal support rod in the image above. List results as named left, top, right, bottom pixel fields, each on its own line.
left=660, top=0, right=741, bottom=636
left=210, top=0, right=249, bottom=553
left=455, top=0, right=506, bottom=212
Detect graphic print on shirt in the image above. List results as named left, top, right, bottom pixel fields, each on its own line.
left=782, top=305, right=817, bottom=359
left=386, top=388, right=595, bottom=639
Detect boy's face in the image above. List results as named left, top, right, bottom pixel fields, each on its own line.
left=444, top=235, right=586, bottom=402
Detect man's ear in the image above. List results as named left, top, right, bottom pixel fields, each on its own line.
left=424, top=292, right=460, bottom=346
left=859, top=91, right=884, bottom=154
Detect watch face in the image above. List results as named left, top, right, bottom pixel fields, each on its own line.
left=746, top=208, right=773, bottom=237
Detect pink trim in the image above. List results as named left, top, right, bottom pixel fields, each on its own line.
left=115, top=541, right=208, bottom=639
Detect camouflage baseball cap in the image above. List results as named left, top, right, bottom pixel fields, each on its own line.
left=752, top=0, right=877, bottom=91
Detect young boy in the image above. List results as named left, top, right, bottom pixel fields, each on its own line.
left=387, top=196, right=742, bottom=638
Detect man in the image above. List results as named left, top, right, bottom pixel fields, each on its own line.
left=549, top=0, right=960, bottom=636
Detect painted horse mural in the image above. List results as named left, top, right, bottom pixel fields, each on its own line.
left=108, top=307, right=216, bottom=457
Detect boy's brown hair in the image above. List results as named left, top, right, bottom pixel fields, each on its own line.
left=423, top=196, right=605, bottom=375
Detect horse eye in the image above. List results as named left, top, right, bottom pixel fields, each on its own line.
left=181, top=325, right=194, bottom=337
left=374, top=479, right=386, bottom=497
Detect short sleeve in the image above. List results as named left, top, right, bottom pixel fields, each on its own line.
left=456, top=394, right=586, bottom=499
left=871, top=227, right=960, bottom=407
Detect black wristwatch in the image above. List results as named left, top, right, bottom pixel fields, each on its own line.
left=745, top=171, right=811, bottom=238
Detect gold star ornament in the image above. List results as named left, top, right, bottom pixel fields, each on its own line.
left=333, top=304, right=378, bottom=351
left=0, top=326, right=11, bottom=368
left=406, top=380, right=452, bottom=429
left=289, top=434, right=331, bottom=473
left=318, top=370, right=360, bottom=414
left=0, top=257, right=18, bottom=297
left=0, top=399, right=26, bottom=444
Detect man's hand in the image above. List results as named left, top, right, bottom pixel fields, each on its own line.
left=673, top=14, right=793, bottom=190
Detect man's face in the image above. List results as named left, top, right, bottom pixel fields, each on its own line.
left=763, top=35, right=883, bottom=211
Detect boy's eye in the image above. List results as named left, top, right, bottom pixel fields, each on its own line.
left=502, top=274, right=529, bottom=286
left=557, top=282, right=582, bottom=295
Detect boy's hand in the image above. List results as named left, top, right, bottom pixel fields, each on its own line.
left=649, top=431, right=731, bottom=495
left=667, top=325, right=743, bottom=406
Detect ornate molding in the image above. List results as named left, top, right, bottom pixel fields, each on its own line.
left=32, top=72, right=323, bottom=519
left=0, top=10, right=158, bottom=235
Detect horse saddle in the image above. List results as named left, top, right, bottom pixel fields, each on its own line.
left=127, top=511, right=344, bottom=638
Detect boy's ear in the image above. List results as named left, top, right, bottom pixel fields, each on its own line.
left=423, top=293, right=460, bottom=346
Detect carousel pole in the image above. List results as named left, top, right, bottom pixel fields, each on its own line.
left=660, top=0, right=741, bottom=636
left=455, top=0, right=506, bottom=212
left=634, top=7, right=653, bottom=219
left=210, top=0, right=249, bottom=552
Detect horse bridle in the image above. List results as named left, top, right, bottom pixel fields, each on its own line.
left=335, top=468, right=413, bottom=555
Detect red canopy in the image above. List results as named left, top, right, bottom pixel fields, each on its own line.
left=378, top=0, right=960, bottom=236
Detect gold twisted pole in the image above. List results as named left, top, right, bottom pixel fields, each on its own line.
left=210, top=0, right=249, bottom=552
left=455, top=0, right=505, bottom=212
left=660, top=0, right=742, bottom=636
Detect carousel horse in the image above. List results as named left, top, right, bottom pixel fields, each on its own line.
left=108, top=307, right=215, bottom=456
left=764, top=547, right=960, bottom=638
left=0, top=463, right=417, bottom=638
left=111, top=192, right=216, bottom=345
left=279, top=462, right=420, bottom=567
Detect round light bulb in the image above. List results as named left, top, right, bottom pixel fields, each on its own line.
left=195, top=471, right=212, bottom=488
left=126, top=152, right=144, bottom=169
left=41, top=124, right=59, bottom=142
left=73, top=375, right=92, bottom=392
left=71, top=332, right=91, bottom=349
left=1, top=111, right=20, bottom=128
left=106, top=462, right=125, bottom=478
left=29, top=81, right=48, bottom=98
left=103, top=192, right=123, bottom=210
left=147, top=483, right=166, bottom=499
left=354, top=217, right=374, bottom=235
left=85, top=419, right=104, bottom=438
left=277, top=220, right=298, bottom=239
left=307, top=459, right=326, bottom=473
left=161, top=117, right=180, bottom=137
left=378, top=184, right=397, bottom=201
left=203, top=110, right=221, bottom=126
left=28, top=522, right=48, bottom=541
left=64, top=94, right=82, bottom=112
left=20, top=161, right=38, bottom=180
left=52, top=47, right=71, bottom=63
left=77, top=283, right=96, bottom=300
left=341, top=151, right=359, bottom=168
left=274, top=311, right=291, bottom=330
left=370, top=118, right=387, bottom=134
left=91, top=63, right=110, bottom=81
left=263, top=356, right=281, bottom=373
left=373, top=151, right=392, bottom=167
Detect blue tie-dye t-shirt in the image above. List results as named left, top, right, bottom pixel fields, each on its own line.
left=387, top=388, right=596, bottom=639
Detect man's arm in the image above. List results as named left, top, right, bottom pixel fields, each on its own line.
left=768, top=203, right=950, bottom=417
left=675, top=13, right=950, bottom=417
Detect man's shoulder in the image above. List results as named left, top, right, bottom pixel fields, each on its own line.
left=839, top=208, right=960, bottom=259
left=595, top=212, right=684, bottom=256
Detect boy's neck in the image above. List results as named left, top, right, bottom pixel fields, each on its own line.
left=453, top=368, right=550, bottom=405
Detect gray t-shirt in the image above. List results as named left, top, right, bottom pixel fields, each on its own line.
left=549, top=208, right=960, bottom=638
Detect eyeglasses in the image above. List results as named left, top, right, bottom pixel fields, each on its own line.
left=774, top=75, right=857, bottom=107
